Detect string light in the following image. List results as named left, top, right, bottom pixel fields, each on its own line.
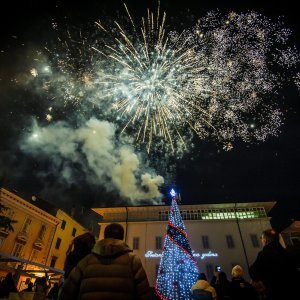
left=156, top=192, right=199, bottom=299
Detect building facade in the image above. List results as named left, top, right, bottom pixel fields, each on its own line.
left=0, top=188, right=60, bottom=282
left=281, top=220, right=300, bottom=246
left=46, top=209, right=87, bottom=271
left=0, top=187, right=88, bottom=287
left=93, top=202, right=275, bottom=287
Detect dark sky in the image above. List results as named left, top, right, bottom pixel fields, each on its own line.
left=0, top=0, right=299, bottom=230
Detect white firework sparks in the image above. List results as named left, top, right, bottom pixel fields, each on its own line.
left=30, top=68, right=38, bottom=77
left=46, top=114, right=53, bottom=122
left=91, top=7, right=298, bottom=152
left=93, top=4, right=208, bottom=153
left=30, top=5, right=299, bottom=155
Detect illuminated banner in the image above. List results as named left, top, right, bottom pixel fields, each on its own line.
left=145, top=250, right=218, bottom=259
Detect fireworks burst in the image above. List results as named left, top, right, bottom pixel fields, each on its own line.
left=93, top=4, right=208, bottom=153
left=30, top=4, right=299, bottom=155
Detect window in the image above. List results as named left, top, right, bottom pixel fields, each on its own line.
left=38, top=225, right=46, bottom=240
left=30, top=249, right=39, bottom=262
left=250, top=234, right=260, bottom=248
left=200, top=207, right=266, bottom=220
left=202, top=235, right=210, bottom=249
left=133, top=237, right=139, bottom=250
left=226, top=235, right=235, bottom=248
left=21, top=218, right=32, bottom=233
left=55, top=238, right=62, bottom=250
left=61, top=220, right=66, bottom=230
left=291, top=237, right=300, bottom=246
left=156, top=236, right=163, bottom=250
left=72, top=228, right=76, bottom=237
left=206, top=264, right=214, bottom=280
left=50, top=256, right=57, bottom=268
left=12, top=243, right=23, bottom=257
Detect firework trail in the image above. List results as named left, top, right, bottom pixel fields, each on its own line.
left=93, top=4, right=208, bottom=154
left=30, top=4, right=299, bottom=155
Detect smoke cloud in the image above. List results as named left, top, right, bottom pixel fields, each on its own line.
left=21, top=118, right=164, bottom=204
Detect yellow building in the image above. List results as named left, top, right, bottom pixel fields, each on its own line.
left=0, top=188, right=60, bottom=283
left=46, top=209, right=88, bottom=271
left=0, top=187, right=89, bottom=288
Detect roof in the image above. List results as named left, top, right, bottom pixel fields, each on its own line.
left=0, top=187, right=59, bottom=225
left=281, top=220, right=300, bottom=233
left=1, top=187, right=86, bottom=228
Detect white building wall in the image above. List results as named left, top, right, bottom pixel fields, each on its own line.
left=99, top=217, right=271, bottom=287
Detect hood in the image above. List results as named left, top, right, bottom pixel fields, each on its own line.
left=193, top=279, right=210, bottom=290
left=92, top=238, right=132, bottom=257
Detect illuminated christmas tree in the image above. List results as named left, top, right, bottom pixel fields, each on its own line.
left=155, top=189, right=199, bottom=300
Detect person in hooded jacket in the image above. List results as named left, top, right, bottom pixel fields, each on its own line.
left=58, top=223, right=150, bottom=300
left=191, top=273, right=217, bottom=300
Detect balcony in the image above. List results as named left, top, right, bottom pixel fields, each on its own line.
left=16, top=231, right=28, bottom=243
left=0, top=227, right=10, bottom=237
left=33, top=238, right=44, bottom=250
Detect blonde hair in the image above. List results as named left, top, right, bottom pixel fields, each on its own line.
left=231, top=265, right=244, bottom=278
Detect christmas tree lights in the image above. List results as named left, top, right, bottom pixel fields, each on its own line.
left=155, top=189, right=199, bottom=299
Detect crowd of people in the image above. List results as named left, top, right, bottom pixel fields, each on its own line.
left=0, top=273, right=60, bottom=299
left=191, top=266, right=260, bottom=300
left=191, top=229, right=299, bottom=300
left=58, top=226, right=300, bottom=300
left=0, top=227, right=299, bottom=300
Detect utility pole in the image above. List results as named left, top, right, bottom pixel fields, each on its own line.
left=235, top=203, right=250, bottom=269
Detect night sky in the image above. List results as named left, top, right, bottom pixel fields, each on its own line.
left=0, top=0, right=299, bottom=231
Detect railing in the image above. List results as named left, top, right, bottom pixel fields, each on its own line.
left=101, top=207, right=267, bottom=222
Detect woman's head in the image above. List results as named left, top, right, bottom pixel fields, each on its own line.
left=73, top=232, right=96, bottom=251
left=231, top=265, right=244, bottom=278
left=218, top=271, right=228, bottom=283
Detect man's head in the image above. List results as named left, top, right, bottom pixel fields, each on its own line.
left=261, top=228, right=279, bottom=247
left=104, top=223, right=124, bottom=240
left=198, top=272, right=207, bottom=281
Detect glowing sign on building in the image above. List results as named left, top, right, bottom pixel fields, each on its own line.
left=145, top=250, right=218, bottom=260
